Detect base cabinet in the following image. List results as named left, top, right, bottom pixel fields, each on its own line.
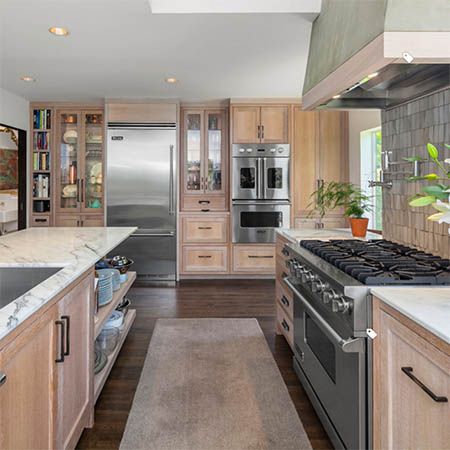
left=55, top=214, right=104, bottom=227
left=232, top=245, right=276, bottom=274
left=0, top=305, right=58, bottom=450
left=373, top=298, right=450, bottom=450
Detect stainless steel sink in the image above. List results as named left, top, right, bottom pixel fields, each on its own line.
left=0, top=267, right=63, bottom=309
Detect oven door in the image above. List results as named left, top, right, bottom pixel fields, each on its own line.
left=232, top=202, right=290, bottom=243
left=232, top=157, right=260, bottom=200
left=263, top=157, right=290, bottom=200
left=289, top=281, right=367, bottom=450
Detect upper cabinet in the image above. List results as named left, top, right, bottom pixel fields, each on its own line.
left=181, top=108, right=228, bottom=210
left=55, top=109, right=104, bottom=215
left=232, top=105, right=289, bottom=143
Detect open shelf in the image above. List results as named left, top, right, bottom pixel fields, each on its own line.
left=94, top=309, right=136, bottom=403
left=94, top=271, right=136, bottom=338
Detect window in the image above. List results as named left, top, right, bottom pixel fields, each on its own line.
left=360, top=127, right=382, bottom=231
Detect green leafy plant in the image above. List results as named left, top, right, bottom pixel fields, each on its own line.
left=344, top=189, right=372, bottom=219
left=408, top=143, right=450, bottom=223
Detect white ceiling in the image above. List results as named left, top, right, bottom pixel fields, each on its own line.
left=0, top=0, right=315, bottom=102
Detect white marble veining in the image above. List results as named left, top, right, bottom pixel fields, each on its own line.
left=277, top=228, right=382, bottom=243
left=371, top=287, right=450, bottom=344
left=0, top=227, right=135, bottom=341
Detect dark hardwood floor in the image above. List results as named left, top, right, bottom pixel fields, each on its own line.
left=77, top=280, right=333, bottom=450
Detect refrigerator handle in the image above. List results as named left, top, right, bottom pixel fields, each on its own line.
left=169, top=144, right=175, bottom=215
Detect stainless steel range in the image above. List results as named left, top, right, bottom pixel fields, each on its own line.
left=283, top=239, right=450, bottom=450
left=232, top=143, right=290, bottom=243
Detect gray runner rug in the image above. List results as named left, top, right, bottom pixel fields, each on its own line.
left=120, top=318, right=312, bottom=450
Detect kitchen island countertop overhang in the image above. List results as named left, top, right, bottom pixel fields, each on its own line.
left=0, top=227, right=136, bottom=341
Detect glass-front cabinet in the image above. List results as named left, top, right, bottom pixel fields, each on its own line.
left=56, top=109, right=104, bottom=214
left=182, top=108, right=227, bottom=196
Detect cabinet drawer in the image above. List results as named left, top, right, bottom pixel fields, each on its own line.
left=31, top=215, right=51, bottom=227
left=232, top=245, right=275, bottom=273
left=182, top=195, right=227, bottom=212
left=181, top=246, right=228, bottom=273
left=181, top=215, right=228, bottom=244
left=276, top=282, right=294, bottom=320
left=276, top=255, right=290, bottom=281
left=277, top=304, right=294, bottom=349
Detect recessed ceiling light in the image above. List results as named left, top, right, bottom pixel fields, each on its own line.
left=20, top=76, right=35, bottom=82
left=49, top=27, right=69, bottom=36
left=165, top=77, right=178, bottom=84
left=332, top=94, right=341, bottom=99
left=367, top=72, right=379, bottom=79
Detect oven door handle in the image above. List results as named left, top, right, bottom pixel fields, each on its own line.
left=284, top=278, right=365, bottom=354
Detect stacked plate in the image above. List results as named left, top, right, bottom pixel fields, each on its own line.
left=96, top=270, right=113, bottom=306
left=97, top=268, right=121, bottom=291
left=94, top=349, right=107, bottom=374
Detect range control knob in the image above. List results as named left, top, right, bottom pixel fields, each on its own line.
left=322, top=289, right=338, bottom=304
left=270, top=148, right=276, bottom=153
left=239, top=148, right=245, bottom=153
left=332, top=297, right=352, bottom=314
left=312, top=279, right=328, bottom=293
left=300, top=270, right=313, bottom=283
left=278, top=147, right=284, bottom=153
left=246, top=148, right=253, bottom=153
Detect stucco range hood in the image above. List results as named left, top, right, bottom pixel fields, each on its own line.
left=302, top=0, right=450, bottom=110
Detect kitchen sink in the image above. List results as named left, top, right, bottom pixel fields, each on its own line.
left=0, top=267, right=63, bottom=309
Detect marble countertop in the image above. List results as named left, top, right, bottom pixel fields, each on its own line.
left=0, top=227, right=135, bottom=341
left=371, top=287, right=450, bottom=344
left=277, top=228, right=382, bottom=243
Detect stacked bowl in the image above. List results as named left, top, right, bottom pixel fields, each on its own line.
left=96, top=270, right=114, bottom=306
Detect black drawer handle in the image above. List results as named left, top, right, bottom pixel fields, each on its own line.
left=282, top=247, right=289, bottom=256
left=62, top=315, right=70, bottom=356
left=248, top=255, right=274, bottom=259
left=198, top=255, right=212, bottom=259
left=0, top=372, right=6, bottom=387
left=401, top=367, right=448, bottom=403
left=281, top=296, right=290, bottom=308
left=198, top=226, right=212, bottom=230
left=201, top=209, right=210, bottom=212
left=198, top=200, right=210, bottom=204
left=55, top=320, right=65, bottom=363
left=281, top=319, right=290, bottom=332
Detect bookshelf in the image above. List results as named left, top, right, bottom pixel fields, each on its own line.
left=31, top=108, right=53, bottom=219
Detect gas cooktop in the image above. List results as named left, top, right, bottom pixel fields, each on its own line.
left=299, top=239, right=450, bottom=286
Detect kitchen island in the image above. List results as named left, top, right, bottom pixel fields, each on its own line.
left=0, top=227, right=135, bottom=450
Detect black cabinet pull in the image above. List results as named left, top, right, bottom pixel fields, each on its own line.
left=401, top=367, right=448, bottom=403
left=248, top=255, right=274, bottom=259
left=201, top=209, right=210, bottom=212
left=62, top=315, right=70, bottom=356
left=282, top=247, right=289, bottom=256
left=281, top=296, right=290, bottom=308
left=198, top=200, right=210, bottom=204
left=198, top=255, right=212, bottom=259
left=281, top=319, right=290, bottom=332
left=198, top=226, right=212, bottom=230
left=55, top=320, right=65, bottom=363
left=0, top=372, right=6, bottom=386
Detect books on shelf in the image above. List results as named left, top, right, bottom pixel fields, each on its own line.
left=33, top=174, right=50, bottom=198
left=33, top=131, right=50, bottom=150
left=33, top=152, right=50, bottom=171
left=33, top=109, right=51, bottom=130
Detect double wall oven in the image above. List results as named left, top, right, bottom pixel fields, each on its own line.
left=232, top=144, right=290, bottom=243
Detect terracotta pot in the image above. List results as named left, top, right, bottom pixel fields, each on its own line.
left=349, top=217, right=369, bottom=238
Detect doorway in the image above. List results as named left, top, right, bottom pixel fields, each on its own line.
left=0, top=123, right=27, bottom=232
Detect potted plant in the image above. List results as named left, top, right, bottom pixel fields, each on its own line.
left=344, top=190, right=372, bottom=238
left=407, top=143, right=450, bottom=227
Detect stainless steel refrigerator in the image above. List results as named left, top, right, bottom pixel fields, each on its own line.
left=106, top=124, right=176, bottom=282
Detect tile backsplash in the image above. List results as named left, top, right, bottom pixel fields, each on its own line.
left=382, top=88, right=450, bottom=257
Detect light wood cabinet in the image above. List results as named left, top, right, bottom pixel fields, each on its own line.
left=181, top=215, right=228, bottom=244
left=232, top=105, right=289, bottom=143
left=0, top=305, right=58, bottom=450
left=232, top=245, right=276, bottom=274
left=55, top=214, right=104, bottom=227
left=181, top=246, right=228, bottom=273
left=373, top=298, right=450, bottom=450
left=292, top=108, right=348, bottom=226
left=57, top=273, right=93, bottom=450
left=180, top=108, right=228, bottom=211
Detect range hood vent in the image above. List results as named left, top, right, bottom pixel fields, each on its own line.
left=302, top=0, right=450, bottom=110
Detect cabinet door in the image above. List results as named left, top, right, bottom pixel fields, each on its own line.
left=374, top=307, right=450, bottom=450
left=205, top=110, right=227, bottom=194
left=260, top=106, right=289, bottom=143
left=232, top=106, right=260, bottom=143
left=0, top=305, right=58, bottom=450
left=81, top=214, right=104, bottom=227
left=55, top=214, right=81, bottom=227
left=56, top=111, right=82, bottom=213
left=183, top=111, right=204, bottom=194
left=81, top=111, right=104, bottom=214
left=57, top=273, right=93, bottom=450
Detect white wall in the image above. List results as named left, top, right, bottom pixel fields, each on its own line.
left=348, top=110, right=381, bottom=186
left=0, top=88, right=29, bottom=131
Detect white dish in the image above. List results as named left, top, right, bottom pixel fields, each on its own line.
left=104, top=310, right=124, bottom=329
left=63, top=129, right=78, bottom=144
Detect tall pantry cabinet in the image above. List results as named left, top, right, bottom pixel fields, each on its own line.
left=29, top=104, right=105, bottom=227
